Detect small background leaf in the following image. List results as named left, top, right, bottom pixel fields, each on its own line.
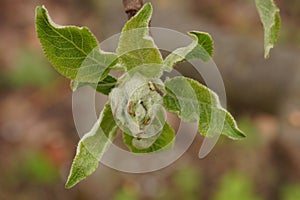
left=255, top=0, right=281, bottom=58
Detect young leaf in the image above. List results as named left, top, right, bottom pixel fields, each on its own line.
left=35, top=6, right=117, bottom=83
left=65, top=104, right=118, bottom=189
left=163, top=77, right=245, bottom=139
left=164, top=31, right=214, bottom=71
left=255, top=0, right=281, bottom=58
left=164, top=77, right=201, bottom=122
left=95, top=75, right=118, bottom=95
left=116, top=3, right=163, bottom=73
left=123, top=122, right=175, bottom=153
left=71, top=75, right=117, bottom=95
left=109, top=74, right=166, bottom=138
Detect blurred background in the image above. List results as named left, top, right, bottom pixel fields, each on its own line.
left=0, top=0, right=300, bottom=199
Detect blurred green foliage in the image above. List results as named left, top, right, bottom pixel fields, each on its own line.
left=281, top=183, right=300, bottom=200
left=3, top=151, right=60, bottom=186
left=19, top=152, right=59, bottom=184
left=172, top=166, right=201, bottom=200
left=5, top=48, right=57, bottom=88
left=157, top=166, right=201, bottom=200
left=236, top=117, right=261, bottom=148
left=213, top=171, right=262, bottom=200
left=113, top=184, right=139, bottom=200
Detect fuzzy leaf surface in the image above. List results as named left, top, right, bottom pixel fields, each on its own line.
left=65, top=104, right=118, bottom=188
left=116, top=3, right=163, bottom=76
left=163, top=77, right=245, bottom=139
left=255, top=0, right=281, bottom=58
left=123, top=122, right=175, bottom=153
left=164, top=31, right=213, bottom=71
left=36, top=6, right=117, bottom=82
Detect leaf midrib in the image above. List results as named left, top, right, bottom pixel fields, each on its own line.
left=41, top=12, right=105, bottom=68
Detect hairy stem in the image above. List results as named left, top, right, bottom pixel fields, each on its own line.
left=122, top=0, right=143, bottom=19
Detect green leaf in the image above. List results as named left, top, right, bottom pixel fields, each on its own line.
left=116, top=3, right=163, bottom=74
left=163, top=77, right=245, bottom=139
left=35, top=6, right=117, bottom=83
left=123, top=122, right=175, bottom=153
left=71, top=75, right=117, bottom=95
left=255, top=0, right=281, bottom=58
left=95, top=75, right=118, bottom=95
left=65, top=104, right=118, bottom=189
left=164, top=31, right=214, bottom=71
left=164, top=77, right=201, bottom=122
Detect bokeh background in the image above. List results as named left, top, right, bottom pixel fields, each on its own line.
left=1, top=0, right=300, bottom=199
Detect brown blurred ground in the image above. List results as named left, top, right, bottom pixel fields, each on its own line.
left=0, top=0, right=300, bottom=199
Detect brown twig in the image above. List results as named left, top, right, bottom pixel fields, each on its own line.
left=122, top=0, right=144, bottom=19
